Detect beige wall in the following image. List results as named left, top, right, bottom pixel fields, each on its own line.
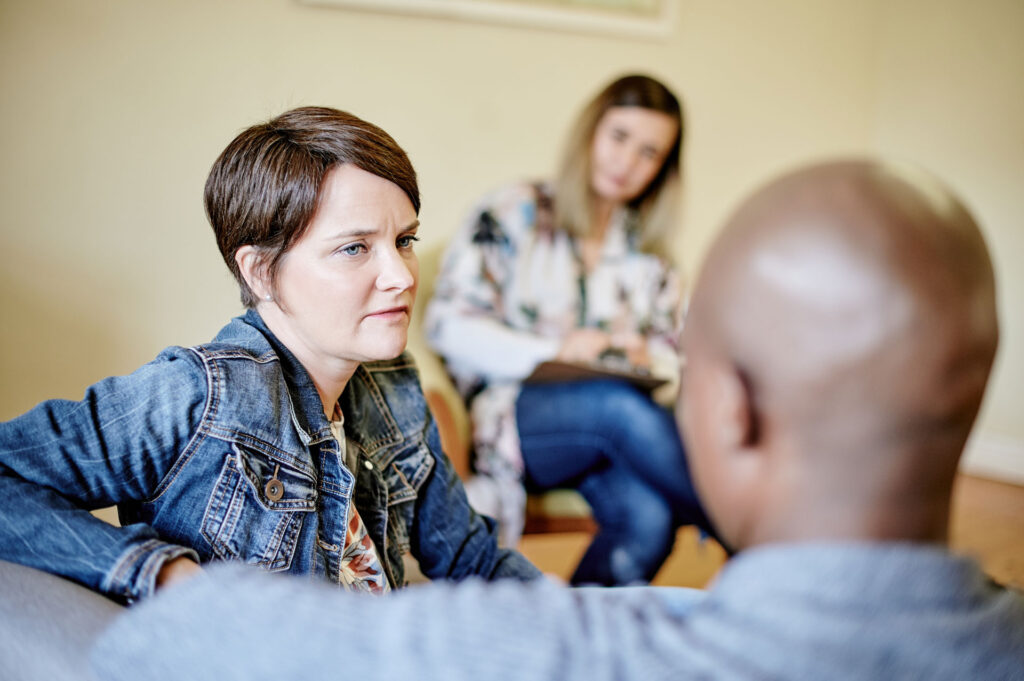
left=873, top=0, right=1024, bottom=480
left=1, top=1, right=1019, bottom=475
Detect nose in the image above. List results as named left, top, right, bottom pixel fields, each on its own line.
left=376, top=247, right=416, bottom=292
left=607, top=141, right=640, bottom=176
left=620, top=145, right=643, bottom=174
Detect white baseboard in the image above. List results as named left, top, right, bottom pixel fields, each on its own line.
left=961, top=432, right=1024, bottom=485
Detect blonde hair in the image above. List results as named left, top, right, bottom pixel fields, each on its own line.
left=554, top=74, right=684, bottom=259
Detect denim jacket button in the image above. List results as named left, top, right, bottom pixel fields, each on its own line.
left=265, top=477, right=284, bottom=502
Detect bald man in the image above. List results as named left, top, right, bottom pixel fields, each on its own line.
left=84, top=160, right=1024, bottom=681
left=679, top=159, right=999, bottom=550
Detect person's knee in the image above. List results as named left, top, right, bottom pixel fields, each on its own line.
left=597, top=382, right=675, bottom=438
left=585, top=381, right=664, bottom=435
left=592, top=379, right=644, bottom=411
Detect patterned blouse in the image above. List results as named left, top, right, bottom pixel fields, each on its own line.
left=425, top=181, right=682, bottom=546
left=329, top=413, right=390, bottom=594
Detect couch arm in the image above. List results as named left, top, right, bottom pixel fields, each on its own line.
left=0, top=559, right=124, bottom=681
left=425, top=388, right=471, bottom=479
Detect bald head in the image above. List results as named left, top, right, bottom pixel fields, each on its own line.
left=679, top=160, right=998, bottom=550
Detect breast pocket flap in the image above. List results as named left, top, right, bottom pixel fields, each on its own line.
left=233, top=443, right=317, bottom=511
left=381, top=443, right=434, bottom=507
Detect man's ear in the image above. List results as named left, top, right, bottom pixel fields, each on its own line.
left=716, top=365, right=759, bottom=452
left=235, top=245, right=270, bottom=301
left=716, top=364, right=765, bottom=552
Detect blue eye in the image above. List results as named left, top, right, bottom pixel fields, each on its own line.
left=397, top=235, right=420, bottom=249
left=341, top=244, right=367, bottom=256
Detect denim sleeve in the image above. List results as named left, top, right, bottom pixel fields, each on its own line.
left=410, top=414, right=540, bottom=582
left=0, top=346, right=207, bottom=602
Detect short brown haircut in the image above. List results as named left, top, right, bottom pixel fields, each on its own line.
left=205, top=106, right=420, bottom=308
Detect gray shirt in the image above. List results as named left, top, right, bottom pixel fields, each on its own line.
left=92, top=542, right=1024, bottom=680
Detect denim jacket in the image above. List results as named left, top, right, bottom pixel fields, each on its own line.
left=0, top=310, right=538, bottom=603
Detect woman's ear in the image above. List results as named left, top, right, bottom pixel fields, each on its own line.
left=235, top=245, right=270, bottom=301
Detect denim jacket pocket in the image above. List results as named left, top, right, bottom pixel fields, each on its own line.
left=382, top=442, right=434, bottom=556
left=201, top=442, right=317, bottom=571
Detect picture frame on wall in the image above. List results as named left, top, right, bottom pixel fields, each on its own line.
left=297, top=0, right=676, bottom=39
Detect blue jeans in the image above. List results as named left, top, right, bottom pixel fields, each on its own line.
left=515, top=379, right=711, bottom=586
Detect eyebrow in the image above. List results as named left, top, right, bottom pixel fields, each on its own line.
left=612, top=126, right=668, bottom=154
left=327, top=220, right=420, bottom=240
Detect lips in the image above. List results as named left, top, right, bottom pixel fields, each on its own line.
left=365, top=305, right=409, bottom=320
left=598, top=172, right=629, bottom=192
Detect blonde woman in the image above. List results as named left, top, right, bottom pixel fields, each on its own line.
left=426, top=75, right=713, bottom=585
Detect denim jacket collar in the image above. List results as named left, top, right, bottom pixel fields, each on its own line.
left=240, top=309, right=334, bottom=447
left=240, top=310, right=419, bottom=458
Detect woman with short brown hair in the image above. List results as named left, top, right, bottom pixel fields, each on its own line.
left=0, top=106, right=539, bottom=602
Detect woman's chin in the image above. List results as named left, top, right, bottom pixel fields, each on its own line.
left=591, top=182, right=634, bottom=206
left=366, top=335, right=409, bottom=362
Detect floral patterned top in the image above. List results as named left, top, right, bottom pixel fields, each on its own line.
left=330, top=413, right=390, bottom=594
left=425, top=181, right=682, bottom=546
